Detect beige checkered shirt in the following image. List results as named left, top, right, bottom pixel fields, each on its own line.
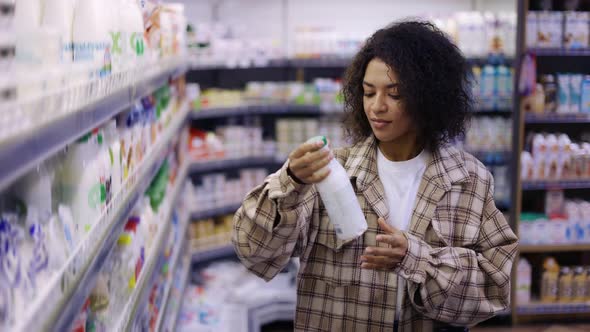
left=233, top=136, right=518, bottom=331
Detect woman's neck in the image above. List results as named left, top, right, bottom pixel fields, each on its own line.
left=378, top=135, right=423, bottom=162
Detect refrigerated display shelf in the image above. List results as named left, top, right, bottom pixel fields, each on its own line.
left=0, top=58, right=187, bottom=191
left=154, top=209, right=190, bottom=332
left=114, top=160, right=190, bottom=331
left=192, top=104, right=327, bottom=119
left=190, top=156, right=284, bottom=174
left=14, top=103, right=190, bottom=332
left=521, top=180, right=590, bottom=190
left=528, top=48, right=590, bottom=56
left=162, top=256, right=191, bottom=332
left=519, top=244, right=590, bottom=253
left=191, top=244, right=236, bottom=263
left=516, top=302, right=590, bottom=315
left=524, top=113, right=590, bottom=124
left=191, top=203, right=242, bottom=220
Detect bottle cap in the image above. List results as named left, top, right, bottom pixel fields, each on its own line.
left=306, top=135, right=327, bottom=147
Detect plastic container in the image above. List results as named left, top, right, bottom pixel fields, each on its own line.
left=517, top=258, right=532, bottom=304
left=41, top=0, right=75, bottom=64
left=306, top=136, right=367, bottom=241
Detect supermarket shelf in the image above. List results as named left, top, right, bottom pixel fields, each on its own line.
left=516, top=302, right=590, bottom=315
left=468, top=150, right=511, bottom=165
left=0, top=59, right=187, bottom=191
left=519, top=244, right=590, bottom=253
left=114, top=161, right=190, bottom=331
left=191, top=244, right=236, bottom=263
left=528, top=48, right=590, bottom=56
left=191, top=203, right=242, bottom=220
left=289, top=57, right=352, bottom=68
left=190, top=56, right=513, bottom=70
left=162, top=256, right=191, bottom=332
left=472, top=109, right=512, bottom=116
left=15, top=103, right=190, bottom=332
left=525, top=113, right=590, bottom=124
left=521, top=180, right=590, bottom=190
left=192, top=104, right=328, bottom=119
left=154, top=209, right=190, bottom=332
left=190, top=156, right=284, bottom=174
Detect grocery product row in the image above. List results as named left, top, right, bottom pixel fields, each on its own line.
left=187, top=10, right=515, bottom=68
left=7, top=0, right=185, bottom=74
left=186, top=169, right=269, bottom=214
left=192, top=79, right=342, bottom=112
left=68, top=153, right=188, bottom=331
left=462, top=117, right=512, bottom=153
left=176, top=260, right=297, bottom=332
left=189, top=126, right=276, bottom=162
left=517, top=257, right=590, bottom=305
left=190, top=68, right=512, bottom=114
left=189, top=215, right=234, bottom=252
left=520, top=57, right=590, bottom=116
left=526, top=10, right=590, bottom=50
left=0, top=90, right=189, bottom=331
left=521, top=133, right=590, bottom=181
left=520, top=190, right=590, bottom=246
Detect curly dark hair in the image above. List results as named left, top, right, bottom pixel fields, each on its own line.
left=342, top=20, right=473, bottom=151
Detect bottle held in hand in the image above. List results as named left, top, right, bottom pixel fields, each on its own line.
left=306, top=136, right=367, bottom=241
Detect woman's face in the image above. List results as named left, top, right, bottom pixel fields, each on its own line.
left=362, top=58, right=416, bottom=144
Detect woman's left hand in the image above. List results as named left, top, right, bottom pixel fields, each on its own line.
left=361, top=218, right=409, bottom=270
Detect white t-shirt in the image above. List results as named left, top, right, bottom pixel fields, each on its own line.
left=376, top=147, right=430, bottom=321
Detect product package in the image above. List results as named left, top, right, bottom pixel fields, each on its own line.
left=581, top=76, right=590, bottom=113
left=526, top=11, right=538, bottom=48
left=570, top=74, right=583, bottom=113
left=557, top=73, right=571, bottom=113
left=564, top=11, right=589, bottom=49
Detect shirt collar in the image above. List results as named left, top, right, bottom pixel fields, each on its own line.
left=345, top=135, right=471, bottom=192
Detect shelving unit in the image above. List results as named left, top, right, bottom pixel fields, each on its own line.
left=191, top=203, right=242, bottom=220
left=0, top=59, right=187, bottom=191
left=192, top=104, right=339, bottom=119
left=191, top=244, right=236, bottom=263
left=521, top=180, right=590, bottom=190
left=519, top=244, right=590, bottom=253
left=516, top=302, right=590, bottom=315
left=190, top=157, right=284, bottom=174
left=524, top=113, right=590, bottom=124
left=113, top=159, right=190, bottom=331
left=528, top=48, right=590, bottom=56
left=13, top=102, right=190, bottom=332
left=510, top=0, right=590, bottom=325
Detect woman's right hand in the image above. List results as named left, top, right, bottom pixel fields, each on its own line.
left=287, top=141, right=334, bottom=184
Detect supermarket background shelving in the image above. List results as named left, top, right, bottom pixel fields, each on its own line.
left=510, top=0, right=590, bottom=325
left=13, top=0, right=590, bottom=330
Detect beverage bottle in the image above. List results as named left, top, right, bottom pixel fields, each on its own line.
left=306, top=136, right=367, bottom=241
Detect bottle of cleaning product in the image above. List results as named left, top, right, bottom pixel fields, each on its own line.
left=306, top=136, right=367, bottom=241
left=72, top=0, right=112, bottom=76
left=120, top=0, right=146, bottom=68
left=41, top=0, right=75, bottom=63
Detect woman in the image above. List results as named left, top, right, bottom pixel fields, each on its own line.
left=233, top=21, right=518, bottom=332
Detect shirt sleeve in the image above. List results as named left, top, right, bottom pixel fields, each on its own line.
left=396, top=173, right=518, bottom=326
left=232, top=161, right=316, bottom=281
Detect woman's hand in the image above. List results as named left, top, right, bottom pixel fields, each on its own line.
left=287, top=141, right=334, bottom=184
left=361, top=218, right=408, bottom=270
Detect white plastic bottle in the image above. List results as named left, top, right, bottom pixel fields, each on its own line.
left=41, top=0, right=75, bottom=63
left=517, top=258, right=532, bottom=304
left=72, top=0, right=111, bottom=75
left=120, top=0, right=145, bottom=69
left=306, top=136, right=367, bottom=241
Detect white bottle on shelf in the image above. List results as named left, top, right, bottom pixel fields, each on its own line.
left=120, top=0, right=146, bottom=69
left=72, top=0, right=111, bottom=76
left=41, top=0, right=75, bottom=64
left=306, top=136, right=367, bottom=241
left=517, top=258, right=532, bottom=304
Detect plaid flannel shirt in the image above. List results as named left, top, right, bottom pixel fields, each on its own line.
left=232, top=136, right=518, bottom=332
